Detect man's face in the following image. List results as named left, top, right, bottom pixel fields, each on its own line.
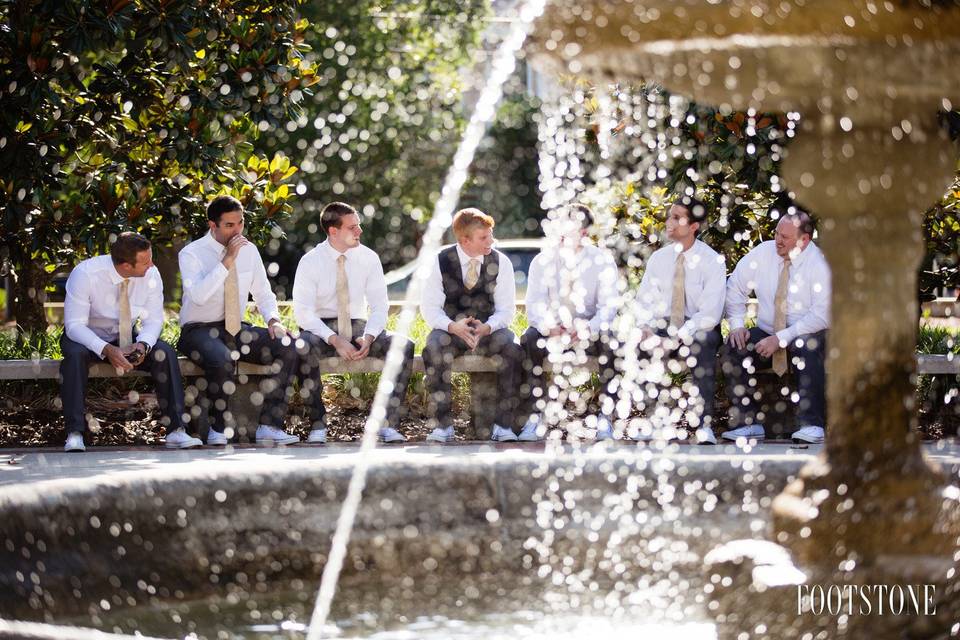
left=209, top=210, right=244, bottom=245
left=331, top=213, right=362, bottom=249
left=460, top=226, right=494, bottom=257
left=556, top=217, right=588, bottom=249
left=775, top=218, right=809, bottom=258
left=665, top=204, right=698, bottom=243
left=118, top=249, right=154, bottom=278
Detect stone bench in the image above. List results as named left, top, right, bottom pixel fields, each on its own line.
left=0, top=354, right=955, bottom=441
left=0, top=355, right=511, bottom=440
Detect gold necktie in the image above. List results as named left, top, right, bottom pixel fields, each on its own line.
left=670, top=252, right=686, bottom=328
left=118, top=279, right=132, bottom=348
left=772, top=258, right=791, bottom=376
left=465, top=258, right=480, bottom=290
left=224, top=263, right=241, bottom=336
left=336, top=254, right=352, bottom=341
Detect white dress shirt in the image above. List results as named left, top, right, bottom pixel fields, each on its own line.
left=421, top=244, right=516, bottom=332
left=63, top=255, right=164, bottom=358
left=178, top=231, right=280, bottom=326
left=292, top=240, right=389, bottom=343
left=725, top=239, right=831, bottom=342
left=526, top=243, right=619, bottom=336
left=636, top=239, right=727, bottom=336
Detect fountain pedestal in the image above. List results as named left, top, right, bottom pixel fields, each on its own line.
left=530, top=1, right=960, bottom=635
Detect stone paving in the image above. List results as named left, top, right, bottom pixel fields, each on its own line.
left=2, top=439, right=958, bottom=488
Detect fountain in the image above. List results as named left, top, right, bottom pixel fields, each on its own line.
left=2, top=2, right=960, bottom=639
left=528, top=0, right=960, bottom=636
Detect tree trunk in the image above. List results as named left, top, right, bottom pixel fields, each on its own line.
left=9, top=256, right=50, bottom=337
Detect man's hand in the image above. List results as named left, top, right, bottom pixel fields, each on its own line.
left=120, top=343, right=147, bottom=367
left=353, top=334, right=375, bottom=360
left=727, top=327, right=751, bottom=351
left=329, top=334, right=360, bottom=360
left=755, top=335, right=783, bottom=358
left=448, top=318, right=479, bottom=350
left=222, top=234, right=250, bottom=270
left=468, top=319, right=492, bottom=340
left=102, top=344, right=134, bottom=374
left=267, top=319, right=288, bottom=340
left=547, top=326, right=566, bottom=338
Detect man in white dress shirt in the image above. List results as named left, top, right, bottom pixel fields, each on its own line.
left=634, top=196, right=727, bottom=444
left=520, top=204, right=621, bottom=441
left=293, top=202, right=414, bottom=444
left=177, top=195, right=301, bottom=446
left=721, top=209, right=831, bottom=444
left=421, top=208, right=522, bottom=443
left=60, top=232, right=201, bottom=452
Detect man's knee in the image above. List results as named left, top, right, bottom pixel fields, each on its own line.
left=150, top=340, right=178, bottom=364
left=423, top=330, right=451, bottom=360
left=61, top=337, right=92, bottom=361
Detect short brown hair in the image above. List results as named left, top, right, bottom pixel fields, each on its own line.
left=207, top=195, right=243, bottom=224
left=110, top=232, right=152, bottom=266
left=452, top=208, right=495, bottom=239
left=320, top=202, right=358, bottom=235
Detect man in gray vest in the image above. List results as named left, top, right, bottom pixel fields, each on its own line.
left=420, top=208, right=522, bottom=443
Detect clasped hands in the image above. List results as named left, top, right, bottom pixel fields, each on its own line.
left=328, top=333, right=376, bottom=360
left=727, top=327, right=783, bottom=357
left=102, top=343, right=147, bottom=374
left=448, top=317, right=492, bottom=350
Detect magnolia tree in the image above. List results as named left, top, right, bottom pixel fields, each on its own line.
left=0, top=0, right=311, bottom=335
left=259, top=0, right=488, bottom=273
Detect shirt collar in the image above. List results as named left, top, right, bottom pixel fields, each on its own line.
left=785, top=242, right=813, bottom=267
left=455, top=243, right=483, bottom=266
left=322, top=239, right=350, bottom=261
left=107, top=261, right=126, bottom=286
left=203, top=230, right=228, bottom=257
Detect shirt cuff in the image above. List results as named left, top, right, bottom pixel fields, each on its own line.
left=728, top=318, right=746, bottom=331
left=313, top=325, right=334, bottom=343
left=134, top=333, right=159, bottom=349
left=361, top=323, right=383, bottom=339
left=775, top=327, right=796, bottom=345
left=486, top=318, right=505, bottom=332
left=433, top=315, right=455, bottom=332
left=91, top=337, right=109, bottom=360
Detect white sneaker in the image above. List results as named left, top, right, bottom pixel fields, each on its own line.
left=164, top=429, right=203, bottom=449
left=695, top=426, right=718, bottom=445
left=426, top=425, right=455, bottom=443
left=255, top=424, right=300, bottom=446
left=307, top=428, right=327, bottom=444
left=379, top=427, right=406, bottom=443
left=518, top=417, right=543, bottom=442
left=491, top=424, right=519, bottom=442
left=206, top=430, right=229, bottom=446
left=722, top=424, right=766, bottom=441
left=595, top=416, right=616, bottom=441
left=791, top=425, right=824, bottom=444
left=64, top=432, right=85, bottom=452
